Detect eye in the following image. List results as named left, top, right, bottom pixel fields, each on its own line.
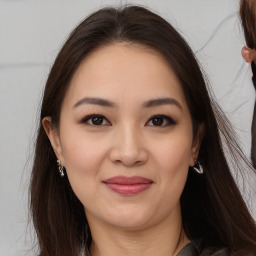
left=146, top=115, right=176, bottom=127
left=81, top=114, right=111, bottom=126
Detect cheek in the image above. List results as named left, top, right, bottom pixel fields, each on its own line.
left=61, top=140, right=107, bottom=211
left=62, top=139, right=99, bottom=173
left=59, top=121, right=106, bottom=172
left=59, top=127, right=107, bottom=198
left=152, top=134, right=193, bottom=191
left=154, top=135, right=193, bottom=170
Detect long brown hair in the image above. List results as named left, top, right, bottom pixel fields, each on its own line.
left=240, top=0, right=256, bottom=49
left=30, top=5, right=256, bottom=256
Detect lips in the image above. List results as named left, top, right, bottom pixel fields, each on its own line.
left=103, top=176, right=153, bottom=195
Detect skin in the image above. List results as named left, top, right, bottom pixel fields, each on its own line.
left=241, top=46, right=256, bottom=64
left=43, top=43, right=204, bottom=256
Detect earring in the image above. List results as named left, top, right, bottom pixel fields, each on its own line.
left=57, top=160, right=65, bottom=177
left=193, top=160, right=204, bottom=174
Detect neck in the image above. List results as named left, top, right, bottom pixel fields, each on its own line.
left=87, top=206, right=190, bottom=256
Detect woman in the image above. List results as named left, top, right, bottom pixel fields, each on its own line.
left=240, top=0, right=256, bottom=168
left=30, top=5, right=256, bottom=256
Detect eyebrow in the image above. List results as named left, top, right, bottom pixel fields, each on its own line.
left=73, top=97, right=182, bottom=110
left=142, top=97, right=182, bottom=110
left=73, top=97, right=117, bottom=108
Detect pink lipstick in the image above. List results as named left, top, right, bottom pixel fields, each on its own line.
left=103, top=176, right=153, bottom=195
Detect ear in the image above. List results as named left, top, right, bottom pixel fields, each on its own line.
left=42, top=117, right=65, bottom=165
left=189, top=123, right=205, bottom=167
left=241, top=46, right=254, bottom=63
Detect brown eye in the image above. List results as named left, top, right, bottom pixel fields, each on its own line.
left=91, top=116, right=104, bottom=125
left=81, top=114, right=111, bottom=126
left=152, top=117, right=164, bottom=126
left=146, top=115, right=176, bottom=127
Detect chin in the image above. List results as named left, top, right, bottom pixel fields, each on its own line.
left=90, top=204, right=154, bottom=230
left=102, top=204, right=171, bottom=231
left=108, top=216, right=152, bottom=230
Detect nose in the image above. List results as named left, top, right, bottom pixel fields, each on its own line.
left=109, top=124, right=148, bottom=167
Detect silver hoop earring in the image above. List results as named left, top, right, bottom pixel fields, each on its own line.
left=193, top=160, right=204, bottom=174
left=57, top=160, right=65, bottom=177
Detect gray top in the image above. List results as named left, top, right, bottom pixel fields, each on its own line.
left=177, top=242, right=198, bottom=256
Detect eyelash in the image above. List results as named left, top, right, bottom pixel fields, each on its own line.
left=147, top=115, right=176, bottom=127
left=80, top=114, right=111, bottom=126
left=80, top=114, right=176, bottom=127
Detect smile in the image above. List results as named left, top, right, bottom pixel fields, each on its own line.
left=102, top=176, right=153, bottom=196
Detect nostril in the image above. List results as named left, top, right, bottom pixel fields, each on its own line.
left=113, top=159, right=142, bottom=167
left=110, top=150, right=147, bottom=167
left=134, top=160, right=143, bottom=166
left=109, top=132, right=148, bottom=166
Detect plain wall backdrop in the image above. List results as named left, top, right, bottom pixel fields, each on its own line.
left=0, top=0, right=255, bottom=255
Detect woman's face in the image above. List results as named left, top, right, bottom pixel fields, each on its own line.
left=45, top=43, right=201, bottom=230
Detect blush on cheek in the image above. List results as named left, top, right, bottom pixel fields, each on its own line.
left=155, top=142, right=192, bottom=170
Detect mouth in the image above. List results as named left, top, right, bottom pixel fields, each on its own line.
left=102, top=176, right=153, bottom=196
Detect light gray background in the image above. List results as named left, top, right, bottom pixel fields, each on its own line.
left=0, top=0, right=255, bottom=255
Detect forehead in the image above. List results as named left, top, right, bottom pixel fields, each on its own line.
left=63, top=43, right=188, bottom=109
